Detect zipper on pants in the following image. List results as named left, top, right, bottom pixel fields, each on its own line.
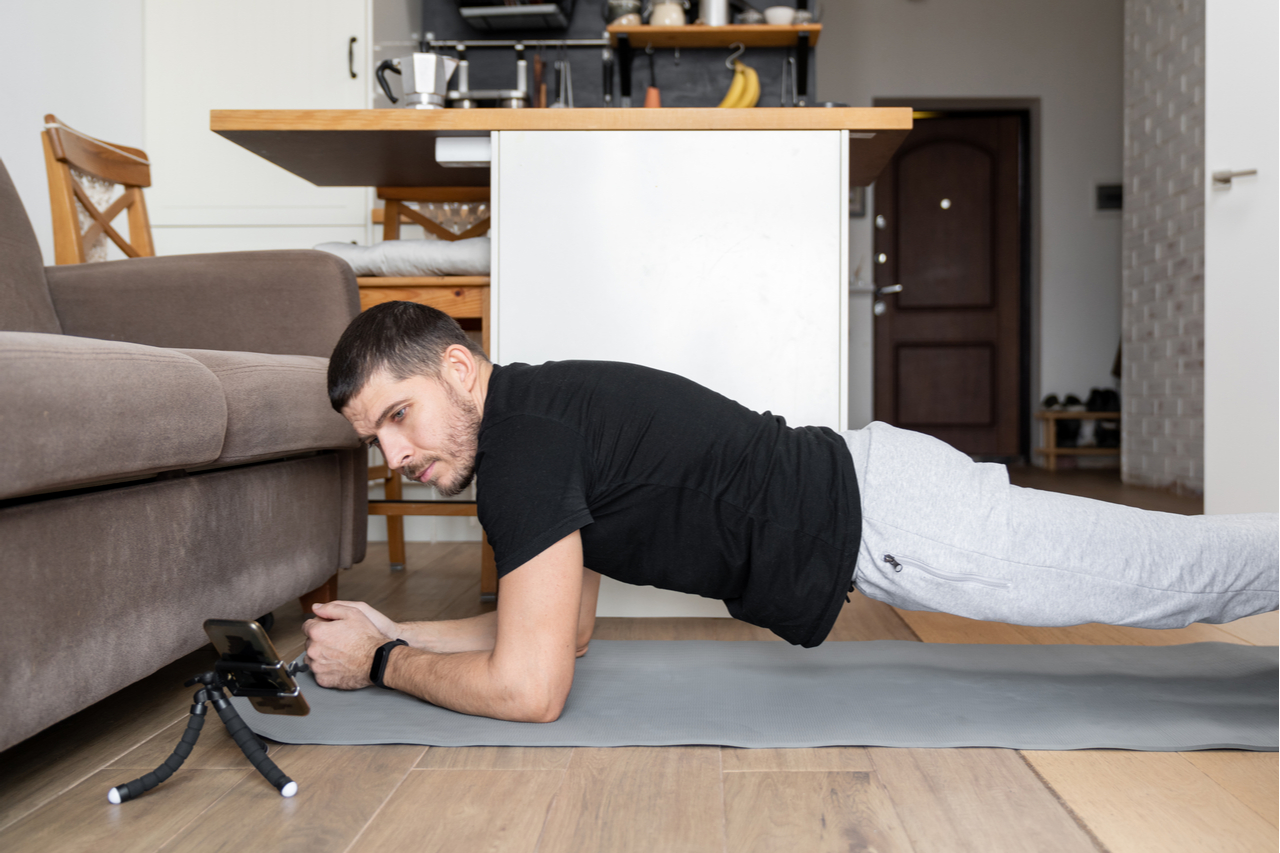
left=883, top=554, right=1011, bottom=590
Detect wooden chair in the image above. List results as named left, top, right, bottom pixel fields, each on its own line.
left=42, top=114, right=155, bottom=264
left=359, top=186, right=498, bottom=600
left=375, top=186, right=491, bottom=243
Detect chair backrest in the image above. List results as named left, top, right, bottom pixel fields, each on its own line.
left=375, top=187, right=490, bottom=242
left=42, top=114, right=155, bottom=265
left=0, top=158, right=62, bottom=334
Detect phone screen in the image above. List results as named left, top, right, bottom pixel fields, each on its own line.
left=204, top=619, right=310, bottom=716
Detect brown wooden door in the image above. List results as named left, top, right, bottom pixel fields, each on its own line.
left=873, top=113, right=1026, bottom=457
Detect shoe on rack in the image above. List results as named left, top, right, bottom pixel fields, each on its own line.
left=1057, top=394, right=1083, bottom=447
left=1088, top=387, right=1122, bottom=447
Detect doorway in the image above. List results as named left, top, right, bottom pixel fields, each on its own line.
left=872, top=110, right=1031, bottom=459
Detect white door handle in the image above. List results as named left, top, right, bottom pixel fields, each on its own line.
left=1212, top=169, right=1258, bottom=187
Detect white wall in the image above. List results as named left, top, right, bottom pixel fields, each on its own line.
left=1203, top=0, right=1279, bottom=514
left=818, top=0, right=1124, bottom=435
left=0, top=0, right=145, bottom=265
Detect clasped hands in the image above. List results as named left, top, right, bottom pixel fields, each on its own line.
left=302, top=600, right=401, bottom=690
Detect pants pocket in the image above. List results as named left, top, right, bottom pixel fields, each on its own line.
left=882, top=553, right=1011, bottom=591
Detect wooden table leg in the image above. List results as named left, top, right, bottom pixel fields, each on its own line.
left=384, top=472, right=407, bottom=571
left=1041, top=416, right=1057, bottom=471
left=298, top=572, right=339, bottom=615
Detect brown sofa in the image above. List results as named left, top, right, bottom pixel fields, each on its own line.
left=0, top=159, right=367, bottom=753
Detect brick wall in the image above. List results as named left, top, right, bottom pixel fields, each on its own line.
left=1121, top=0, right=1205, bottom=493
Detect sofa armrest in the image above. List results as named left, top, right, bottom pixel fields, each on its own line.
left=44, top=250, right=360, bottom=358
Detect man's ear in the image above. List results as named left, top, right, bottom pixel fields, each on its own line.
left=441, top=344, right=477, bottom=390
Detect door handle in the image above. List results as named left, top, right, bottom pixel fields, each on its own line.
left=877, top=284, right=904, bottom=296
left=349, top=37, right=358, bottom=79
left=1212, top=169, right=1256, bottom=187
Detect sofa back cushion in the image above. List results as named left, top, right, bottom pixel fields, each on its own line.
left=0, top=160, right=62, bottom=335
left=176, top=349, right=359, bottom=465
left=0, top=333, right=227, bottom=500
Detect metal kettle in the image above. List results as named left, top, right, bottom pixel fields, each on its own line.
left=376, top=52, right=460, bottom=109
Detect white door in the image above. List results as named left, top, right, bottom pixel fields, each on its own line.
left=143, top=0, right=369, bottom=231
left=1204, top=0, right=1279, bottom=513
left=494, top=129, right=849, bottom=616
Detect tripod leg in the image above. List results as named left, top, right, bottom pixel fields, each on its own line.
left=211, top=696, right=297, bottom=797
left=107, top=702, right=206, bottom=804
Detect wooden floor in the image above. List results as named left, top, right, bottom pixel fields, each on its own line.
left=1, top=470, right=1275, bottom=852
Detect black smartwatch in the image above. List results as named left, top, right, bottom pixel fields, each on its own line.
left=369, top=638, right=408, bottom=688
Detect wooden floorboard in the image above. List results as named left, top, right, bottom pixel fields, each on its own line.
left=899, top=609, right=1272, bottom=647
left=346, top=768, right=566, bottom=853
left=1024, top=750, right=1278, bottom=853
left=1179, top=751, right=1280, bottom=829
left=868, top=747, right=1102, bottom=853
left=721, top=746, right=875, bottom=773
left=0, top=768, right=248, bottom=853
left=0, top=469, right=1273, bottom=853
left=415, top=745, right=574, bottom=771
left=723, top=770, right=915, bottom=853
left=536, top=747, right=725, bottom=853
left=156, top=744, right=426, bottom=853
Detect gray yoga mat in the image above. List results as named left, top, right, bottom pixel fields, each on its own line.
left=235, top=641, right=1279, bottom=752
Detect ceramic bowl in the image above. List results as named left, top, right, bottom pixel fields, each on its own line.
left=764, top=5, right=796, bottom=25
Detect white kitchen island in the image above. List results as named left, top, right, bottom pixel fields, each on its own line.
left=214, top=107, right=910, bottom=615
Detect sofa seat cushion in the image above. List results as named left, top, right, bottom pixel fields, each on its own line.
left=0, top=333, right=227, bottom=500
left=176, top=349, right=359, bottom=465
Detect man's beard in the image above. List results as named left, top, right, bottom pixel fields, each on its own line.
left=430, top=380, right=482, bottom=497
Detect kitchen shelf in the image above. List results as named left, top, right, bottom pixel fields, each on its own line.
left=608, top=24, right=822, bottom=104
left=606, top=24, right=822, bottom=50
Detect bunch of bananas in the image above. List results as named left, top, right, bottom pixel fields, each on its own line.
left=717, top=60, right=760, bottom=108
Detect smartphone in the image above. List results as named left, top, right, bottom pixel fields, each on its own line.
left=203, top=619, right=310, bottom=716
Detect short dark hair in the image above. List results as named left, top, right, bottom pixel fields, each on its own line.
left=327, top=301, right=489, bottom=412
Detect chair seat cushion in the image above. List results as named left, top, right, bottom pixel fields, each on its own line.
left=314, top=237, right=490, bottom=277
left=0, top=333, right=226, bottom=500
left=176, top=349, right=359, bottom=465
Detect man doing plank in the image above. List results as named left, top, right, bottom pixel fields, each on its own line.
left=302, top=302, right=1278, bottom=723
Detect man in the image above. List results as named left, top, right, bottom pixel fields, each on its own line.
left=303, top=302, right=1278, bottom=723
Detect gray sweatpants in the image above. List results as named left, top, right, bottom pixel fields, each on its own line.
left=843, top=423, right=1279, bottom=628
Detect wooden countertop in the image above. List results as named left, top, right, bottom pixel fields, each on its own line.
left=211, top=108, right=911, bottom=188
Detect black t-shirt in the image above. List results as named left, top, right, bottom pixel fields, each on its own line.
left=475, top=361, right=862, bottom=647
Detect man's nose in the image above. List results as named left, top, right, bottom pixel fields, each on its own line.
left=380, top=433, right=414, bottom=471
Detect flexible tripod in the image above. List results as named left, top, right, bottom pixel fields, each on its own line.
left=107, top=667, right=298, bottom=804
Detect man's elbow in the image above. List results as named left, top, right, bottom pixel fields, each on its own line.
left=511, top=689, right=567, bottom=723
left=528, top=703, right=565, bottom=724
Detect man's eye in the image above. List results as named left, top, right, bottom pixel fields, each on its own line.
left=366, top=437, right=380, bottom=449
left=392, top=408, right=406, bottom=421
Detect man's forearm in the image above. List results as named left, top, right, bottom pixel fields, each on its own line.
left=396, top=611, right=498, bottom=654
left=382, top=644, right=562, bottom=723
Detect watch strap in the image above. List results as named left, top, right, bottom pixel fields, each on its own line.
left=369, top=638, right=408, bottom=688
